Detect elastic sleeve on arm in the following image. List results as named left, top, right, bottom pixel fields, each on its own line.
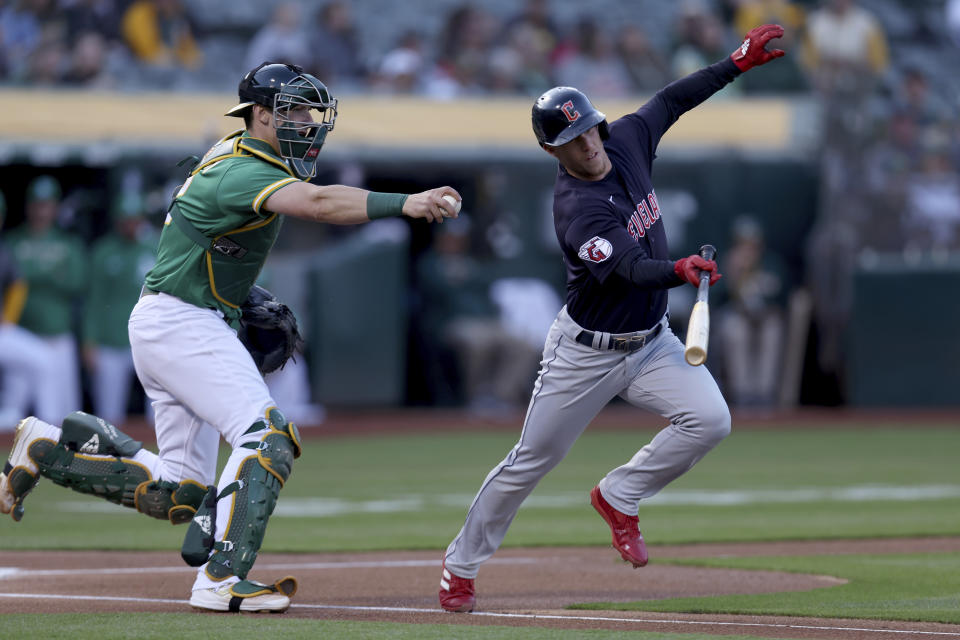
left=613, top=247, right=683, bottom=289
left=366, top=192, right=409, bottom=220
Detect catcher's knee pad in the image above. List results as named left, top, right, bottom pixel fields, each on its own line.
left=133, top=479, right=208, bottom=524
left=184, top=408, right=301, bottom=580
left=59, top=411, right=143, bottom=457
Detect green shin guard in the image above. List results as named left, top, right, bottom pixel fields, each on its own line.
left=28, top=412, right=148, bottom=508
left=195, top=409, right=301, bottom=580
left=29, top=413, right=204, bottom=521
left=30, top=439, right=150, bottom=508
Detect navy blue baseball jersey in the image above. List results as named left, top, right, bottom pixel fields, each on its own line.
left=553, top=58, right=740, bottom=333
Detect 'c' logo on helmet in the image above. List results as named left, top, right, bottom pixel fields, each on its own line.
left=561, top=100, right=581, bottom=123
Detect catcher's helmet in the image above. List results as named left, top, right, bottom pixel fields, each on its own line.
left=226, top=61, right=338, bottom=180
left=532, top=86, right=608, bottom=147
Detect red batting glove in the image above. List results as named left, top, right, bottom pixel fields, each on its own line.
left=674, top=255, right=722, bottom=286
left=730, top=24, right=785, bottom=72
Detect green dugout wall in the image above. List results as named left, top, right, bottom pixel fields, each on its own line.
left=849, top=255, right=960, bottom=407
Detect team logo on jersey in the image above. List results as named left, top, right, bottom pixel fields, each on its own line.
left=561, top=100, right=581, bottom=122
left=578, top=236, right=612, bottom=263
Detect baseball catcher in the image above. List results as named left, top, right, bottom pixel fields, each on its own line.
left=1, top=60, right=461, bottom=614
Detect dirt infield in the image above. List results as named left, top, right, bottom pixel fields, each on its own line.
left=2, top=538, right=959, bottom=639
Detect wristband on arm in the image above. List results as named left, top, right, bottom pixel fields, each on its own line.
left=366, top=192, right=409, bottom=220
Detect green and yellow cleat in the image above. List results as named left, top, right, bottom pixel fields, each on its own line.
left=0, top=417, right=52, bottom=521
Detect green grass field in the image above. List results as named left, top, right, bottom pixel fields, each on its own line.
left=0, top=614, right=772, bottom=640
left=578, top=552, right=960, bottom=623
left=1, top=420, right=958, bottom=638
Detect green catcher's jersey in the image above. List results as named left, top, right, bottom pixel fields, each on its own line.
left=144, top=130, right=300, bottom=323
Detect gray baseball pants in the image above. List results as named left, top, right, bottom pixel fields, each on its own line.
left=444, top=306, right=730, bottom=578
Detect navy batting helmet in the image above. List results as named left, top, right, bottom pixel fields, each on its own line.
left=532, top=86, right=609, bottom=147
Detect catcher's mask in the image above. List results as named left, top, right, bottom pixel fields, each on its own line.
left=531, top=86, right=608, bottom=147
left=226, top=61, right=338, bottom=179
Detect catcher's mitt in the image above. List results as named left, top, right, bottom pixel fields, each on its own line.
left=237, top=285, right=304, bottom=375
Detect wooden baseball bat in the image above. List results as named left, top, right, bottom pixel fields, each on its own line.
left=684, top=244, right=717, bottom=366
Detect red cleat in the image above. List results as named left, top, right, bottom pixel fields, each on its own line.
left=439, top=560, right=476, bottom=612
left=590, top=485, right=648, bottom=568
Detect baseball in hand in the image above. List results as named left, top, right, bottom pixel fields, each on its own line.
left=442, top=194, right=462, bottom=215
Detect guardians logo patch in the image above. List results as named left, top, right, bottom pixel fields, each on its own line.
left=578, top=236, right=612, bottom=263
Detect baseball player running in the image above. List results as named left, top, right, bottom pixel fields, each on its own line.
left=0, top=61, right=460, bottom=613
left=440, top=25, right=785, bottom=612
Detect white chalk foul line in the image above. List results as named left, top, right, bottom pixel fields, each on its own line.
left=0, top=557, right=537, bottom=579
left=0, top=593, right=185, bottom=605
left=0, top=593, right=957, bottom=637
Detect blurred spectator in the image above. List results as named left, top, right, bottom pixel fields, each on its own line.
left=121, top=0, right=201, bottom=70
left=416, top=214, right=542, bottom=416
left=0, top=0, right=53, bottom=81
left=489, top=276, right=561, bottom=363
left=902, top=128, right=960, bottom=253
left=61, top=30, right=116, bottom=88
left=501, top=0, right=562, bottom=59
left=27, top=22, right=69, bottom=85
left=486, top=0, right=559, bottom=95
left=372, top=30, right=426, bottom=94
left=4, top=176, right=87, bottom=423
left=309, top=1, right=367, bottom=91
left=893, top=67, right=953, bottom=131
left=82, top=192, right=157, bottom=425
left=804, top=211, right=858, bottom=395
left=431, top=4, right=499, bottom=97
left=948, top=0, right=960, bottom=49
left=243, top=3, right=311, bottom=74
left=0, top=192, right=57, bottom=430
left=733, top=0, right=804, bottom=38
left=801, top=0, right=890, bottom=391
left=671, top=1, right=740, bottom=97
left=862, top=110, right=921, bottom=251
left=487, top=20, right=555, bottom=95
left=800, top=0, right=888, bottom=96
left=62, top=0, right=122, bottom=45
left=732, top=0, right=808, bottom=93
left=616, top=24, right=671, bottom=94
left=555, top=16, right=633, bottom=97
left=716, top=216, right=787, bottom=408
